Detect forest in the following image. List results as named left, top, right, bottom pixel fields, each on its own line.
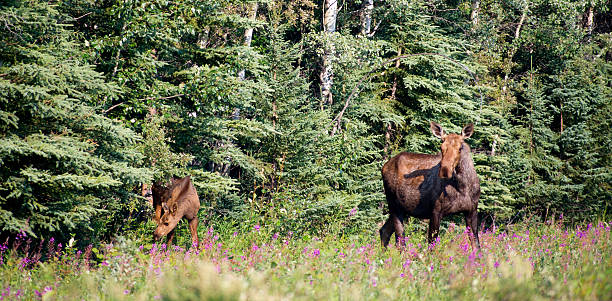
left=0, top=0, right=611, bottom=299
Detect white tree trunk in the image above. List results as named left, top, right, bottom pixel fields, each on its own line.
left=238, top=2, right=259, bottom=81
left=586, top=5, right=594, bottom=35
left=360, top=0, right=373, bottom=36
left=470, top=0, right=480, bottom=26
left=320, top=0, right=337, bottom=105
left=515, top=5, right=527, bottom=40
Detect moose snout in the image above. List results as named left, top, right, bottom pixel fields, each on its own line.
left=153, top=229, right=163, bottom=240
left=439, top=166, right=453, bottom=179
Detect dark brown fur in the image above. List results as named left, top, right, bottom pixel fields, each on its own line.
left=380, top=122, right=481, bottom=250
left=152, top=176, right=200, bottom=247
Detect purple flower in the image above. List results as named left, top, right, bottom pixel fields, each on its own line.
left=232, top=231, right=238, bottom=237
left=34, top=290, right=42, bottom=297
left=403, top=259, right=411, bottom=269
left=494, top=261, right=500, bottom=268
left=312, top=249, right=320, bottom=257
left=272, top=233, right=279, bottom=240
left=349, top=207, right=357, bottom=217
left=400, top=273, right=405, bottom=278
left=100, top=261, right=109, bottom=266
left=124, top=289, right=130, bottom=295
left=251, top=244, right=259, bottom=252
left=254, top=225, right=260, bottom=232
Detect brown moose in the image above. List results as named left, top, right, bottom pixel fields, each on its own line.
left=151, top=176, right=200, bottom=247
left=380, top=122, right=481, bottom=250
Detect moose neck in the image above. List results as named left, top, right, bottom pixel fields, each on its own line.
left=452, top=143, right=476, bottom=189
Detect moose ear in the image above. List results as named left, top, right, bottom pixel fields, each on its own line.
left=462, top=123, right=474, bottom=139
left=171, top=203, right=178, bottom=213
left=430, top=122, right=446, bottom=140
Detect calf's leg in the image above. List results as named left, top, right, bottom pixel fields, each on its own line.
left=166, top=229, right=176, bottom=246
left=188, top=217, right=199, bottom=248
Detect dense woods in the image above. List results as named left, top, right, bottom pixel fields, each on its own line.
left=1, top=0, right=610, bottom=244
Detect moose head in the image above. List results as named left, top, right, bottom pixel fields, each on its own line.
left=430, top=122, right=474, bottom=179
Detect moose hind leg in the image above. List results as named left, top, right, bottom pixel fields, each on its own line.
left=465, top=210, right=480, bottom=250
left=188, top=217, right=199, bottom=249
left=392, top=215, right=405, bottom=246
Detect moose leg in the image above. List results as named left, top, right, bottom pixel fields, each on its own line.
left=188, top=217, right=199, bottom=249
left=392, top=215, right=405, bottom=247
left=428, top=212, right=441, bottom=244
left=166, top=229, right=176, bottom=246
left=465, top=210, right=481, bottom=250
left=379, top=217, right=393, bottom=248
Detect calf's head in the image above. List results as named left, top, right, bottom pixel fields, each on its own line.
left=430, top=122, right=474, bottom=179
left=153, top=201, right=180, bottom=240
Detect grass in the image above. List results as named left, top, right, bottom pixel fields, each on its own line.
left=1, top=219, right=610, bottom=300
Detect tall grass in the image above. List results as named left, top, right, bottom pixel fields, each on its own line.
left=1, top=219, right=610, bottom=300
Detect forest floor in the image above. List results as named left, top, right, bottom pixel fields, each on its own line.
left=1, top=220, right=610, bottom=300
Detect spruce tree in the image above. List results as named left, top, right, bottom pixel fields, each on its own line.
left=0, top=2, right=150, bottom=241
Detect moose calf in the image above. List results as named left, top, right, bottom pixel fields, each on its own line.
left=152, top=176, right=200, bottom=248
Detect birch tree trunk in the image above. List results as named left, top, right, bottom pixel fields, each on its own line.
left=470, top=0, right=480, bottom=26
left=502, top=2, right=528, bottom=98
left=320, top=0, right=337, bottom=106
left=360, top=0, right=373, bottom=36
left=238, top=2, right=258, bottom=81
left=586, top=5, right=594, bottom=36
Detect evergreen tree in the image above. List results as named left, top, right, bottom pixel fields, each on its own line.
left=0, top=2, right=150, bottom=241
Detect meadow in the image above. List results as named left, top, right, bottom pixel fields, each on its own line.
left=1, top=218, right=610, bottom=300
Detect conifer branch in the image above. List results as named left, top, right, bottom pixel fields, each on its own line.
left=331, top=53, right=482, bottom=136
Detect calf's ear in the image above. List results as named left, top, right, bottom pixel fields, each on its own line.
left=462, top=123, right=474, bottom=139
left=171, top=203, right=178, bottom=214
left=430, top=121, right=446, bottom=140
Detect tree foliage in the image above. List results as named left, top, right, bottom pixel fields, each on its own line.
left=0, top=0, right=610, bottom=241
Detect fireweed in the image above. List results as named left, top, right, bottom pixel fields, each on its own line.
left=0, top=220, right=610, bottom=300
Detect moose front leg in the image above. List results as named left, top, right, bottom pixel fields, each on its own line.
left=380, top=217, right=393, bottom=248
left=166, top=229, right=176, bottom=246
left=428, top=212, right=441, bottom=244
left=188, top=217, right=199, bottom=249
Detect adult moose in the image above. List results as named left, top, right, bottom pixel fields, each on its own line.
left=380, top=122, right=480, bottom=250
left=152, top=176, right=200, bottom=248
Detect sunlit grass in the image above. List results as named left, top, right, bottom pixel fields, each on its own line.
left=1, top=220, right=610, bottom=300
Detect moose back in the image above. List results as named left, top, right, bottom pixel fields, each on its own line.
left=380, top=122, right=481, bottom=250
